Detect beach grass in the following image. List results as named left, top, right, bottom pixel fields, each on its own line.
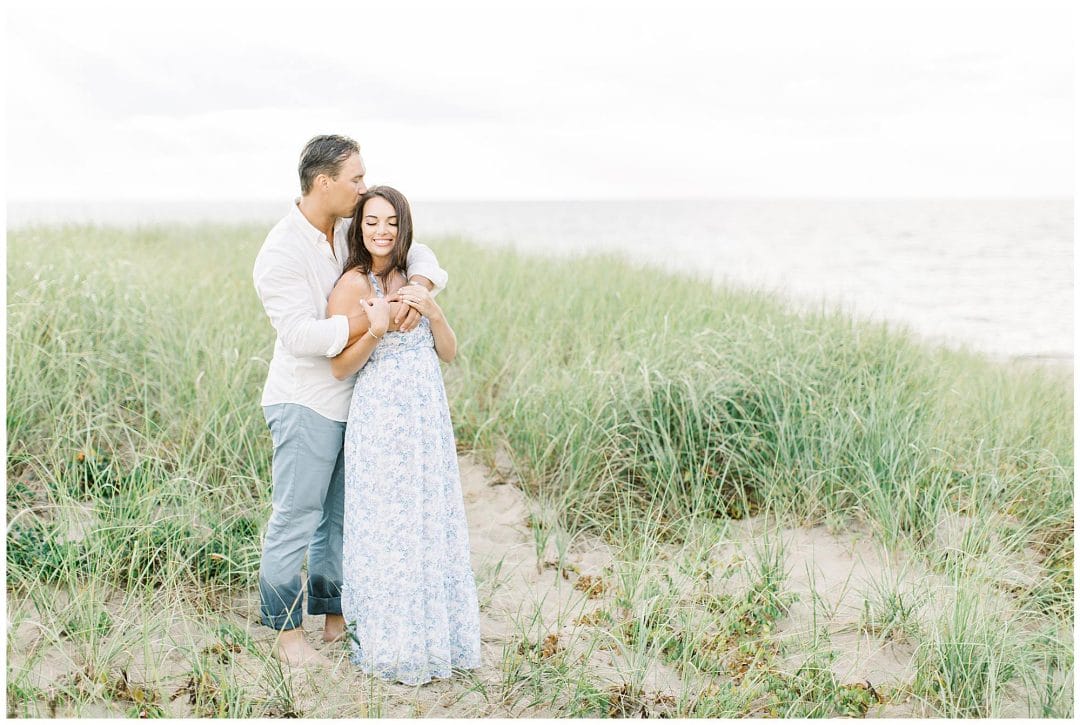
left=5, top=222, right=1073, bottom=717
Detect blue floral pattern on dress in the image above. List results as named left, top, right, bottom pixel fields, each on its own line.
left=341, top=273, right=482, bottom=686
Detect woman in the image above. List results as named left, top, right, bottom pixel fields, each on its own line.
left=327, top=186, right=481, bottom=685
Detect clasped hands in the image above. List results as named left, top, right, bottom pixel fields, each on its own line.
left=362, top=284, right=442, bottom=338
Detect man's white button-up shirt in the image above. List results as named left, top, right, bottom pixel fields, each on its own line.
left=253, top=200, right=448, bottom=422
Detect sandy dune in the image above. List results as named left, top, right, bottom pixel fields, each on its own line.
left=9, top=454, right=1064, bottom=718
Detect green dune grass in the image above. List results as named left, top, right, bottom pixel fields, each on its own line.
left=6, top=223, right=1073, bottom=717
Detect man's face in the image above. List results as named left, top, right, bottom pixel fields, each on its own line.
left=325, top=152, right=367, bottom=217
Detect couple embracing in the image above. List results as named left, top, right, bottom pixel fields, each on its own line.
left=252, top=134, right=481, bottom=686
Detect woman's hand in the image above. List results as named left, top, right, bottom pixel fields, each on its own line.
left=395, top=284, right=443, bottom=323
left=363, top=296, right=391, bottom=337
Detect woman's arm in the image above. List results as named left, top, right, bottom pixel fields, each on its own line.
left=327, top=272, right=389, bottom=379
left=428, top=312, right=457, bottom=364
left=398, top=287, right=457, bottom=363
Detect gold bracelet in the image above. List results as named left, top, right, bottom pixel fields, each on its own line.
left=366, top=329, right=382, bottom=341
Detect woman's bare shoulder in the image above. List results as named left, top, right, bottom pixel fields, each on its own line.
left=334, top=268, right=372, bottom=294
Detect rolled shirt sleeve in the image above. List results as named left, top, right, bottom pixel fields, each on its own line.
left=253, top=249, right=350, bottom=358
left=405, top=242, right=449, bottom=295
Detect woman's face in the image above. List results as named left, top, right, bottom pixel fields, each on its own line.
left=360, top=195, right=398, bottom=259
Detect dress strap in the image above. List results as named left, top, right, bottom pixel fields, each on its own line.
left=367, top=272, right=384, bottom=298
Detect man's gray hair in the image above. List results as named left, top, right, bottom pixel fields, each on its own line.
left=298, top=134, right=360, bottom=195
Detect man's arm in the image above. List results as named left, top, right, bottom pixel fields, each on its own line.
left=395, top=243, right=446, bottom=330
left=253, top=248, right=367, bottom=358
left=405, top=243, right=448, bottom=295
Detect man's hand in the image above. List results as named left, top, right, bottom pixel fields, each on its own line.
left=398, top=286, right=443, bottom=322
left=393, top=281, right=432, bottom=332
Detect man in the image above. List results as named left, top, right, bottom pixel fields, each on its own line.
left=252, top=134, right=447, bottom=666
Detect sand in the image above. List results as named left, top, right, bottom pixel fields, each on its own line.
left=6, top=455, right=1067, bottom=717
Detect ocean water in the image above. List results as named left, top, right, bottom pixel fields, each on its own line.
left=8, top=198, right=1072, bottom=361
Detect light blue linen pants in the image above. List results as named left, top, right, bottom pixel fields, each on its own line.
left=258, top=403, right=346, bottom=630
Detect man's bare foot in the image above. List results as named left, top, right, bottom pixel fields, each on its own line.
left=274, top=628, right=330, bottom=667
left=323, top=613, right=346, bottom=643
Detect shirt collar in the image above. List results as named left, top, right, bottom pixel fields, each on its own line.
left=289, top=198, right=348, bottom=248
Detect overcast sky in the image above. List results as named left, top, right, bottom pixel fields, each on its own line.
left=5, top=0, right=1073, bottom=201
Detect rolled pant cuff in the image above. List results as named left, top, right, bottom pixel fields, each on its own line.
left=261, top=608, right=303, bottom=631
left=307, top=595, right=341, bottom=616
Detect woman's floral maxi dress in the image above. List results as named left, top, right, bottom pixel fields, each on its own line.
left=341, top=273, right=482, bottom=685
